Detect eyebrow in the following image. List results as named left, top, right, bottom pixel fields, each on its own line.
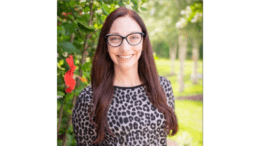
left=109, top=31, right=141, bottom=35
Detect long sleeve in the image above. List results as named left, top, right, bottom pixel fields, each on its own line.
left=159, top=76, right=175, bottom=111
left=72, top=87, right=97, bottom=146
left=166, top=79, right=175, bottom=111
left=159, top=76, right=176, bottom=144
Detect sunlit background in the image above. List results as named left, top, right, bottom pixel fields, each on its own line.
left=138, top=1, right=203, bottom=146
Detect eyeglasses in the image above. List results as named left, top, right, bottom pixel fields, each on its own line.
left=104, top=32, right=145, bottom=47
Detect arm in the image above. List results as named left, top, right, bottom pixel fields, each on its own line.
left=166, top=79, right=175, bottom=111
left=159, top=76, right=178, bottom=145
left=159, top=76, right=175, bottom=111
left=72, top=87, right=97, bottom=146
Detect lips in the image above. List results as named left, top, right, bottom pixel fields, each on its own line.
left=118, top=54, right=133, bottom=60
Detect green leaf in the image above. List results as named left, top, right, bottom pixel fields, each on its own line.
left=57, top=77, right=64, bottom=84
left=68, top=125, right=73, bottom=133
left=58, top=26, right=65, bottom=36
left=102, top=3, right=110, bottom=15
left=60, top=42, right=79, bottom=53
left=83, top=7, right=90, bottom=13
left=83, top=71, right=91, bottom=78
left=65, top=93, right=74, bottom=100
left=133, top=6, right=139, bottom=12
left=131, top=0, right=138, bottom=6
left=118, top=1, right=125, bottom=6
left=97, top=15, right=103, bottom=24
left=140, top=7, right=147, bottom=11
left=67, top=109, right=72, bottom=115
left=63, top=23, right=77, bottom=34
left=77, top=21, right=95, bottom=33
left=57, top=91, right=65, bottom=97
left=141, top=0, right=148, bottom=3
left=79, top=14, right=90, bottom=23
left=81, top=61, right=91, bottom=71
left=69, top=1, right=76, bottom=8
left=57, top=97, right=64, bottom=104
left=101, top=15, right=106, bottom=23
left=74, top=85, right=85, bottom=95
left=67, top=14, right=74, bottom=22
left=73, top=11, right=81, bottom=19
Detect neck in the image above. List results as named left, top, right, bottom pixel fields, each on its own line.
left=113, top=64, right=142, bottom=87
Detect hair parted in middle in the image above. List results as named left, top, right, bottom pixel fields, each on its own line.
left=90, top=7, right=178, bottom=144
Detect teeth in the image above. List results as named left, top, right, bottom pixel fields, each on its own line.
left=118, top=54, right=133, bottom=59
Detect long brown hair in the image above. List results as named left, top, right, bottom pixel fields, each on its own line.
left=90, top=7, right=178, bottom=144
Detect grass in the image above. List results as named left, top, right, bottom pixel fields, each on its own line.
left=168, top=100, right=203, bottom=146
left=155, top=58, right=203, bottom=146
left=155, top=58, right=203, bottom=97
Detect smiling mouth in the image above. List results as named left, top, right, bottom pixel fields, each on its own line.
left=117, top=54, right=134, bottom=60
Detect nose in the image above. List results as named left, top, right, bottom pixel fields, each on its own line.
left=120, top=38, right=131, bottom=52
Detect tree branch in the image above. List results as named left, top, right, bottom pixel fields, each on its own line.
left=89, top=0, right=94, bottom=26
left=62, top=95, right=77, bottom=146
left=76, top=28, right=84, bottom=40
left=57, top=103, right=64, bottom=136
left=78, top=0, right=95, bottom=78
left=70, top=33, right=74, bottom=43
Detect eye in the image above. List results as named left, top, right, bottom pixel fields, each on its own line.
left=131, top=36, right=139, bottom=39
left=111, top=37, right=119, bottom=40
left=109, top=36, right=121, bottom=42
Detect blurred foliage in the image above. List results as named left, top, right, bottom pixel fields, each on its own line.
left=57, top=0, right=149, bottom=145
left=155, top=58, right=203, bottom=97
left=139, top=0, right=203, bottom=60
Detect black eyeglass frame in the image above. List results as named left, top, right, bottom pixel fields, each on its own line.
left=104, top=32, right=146, bottom=47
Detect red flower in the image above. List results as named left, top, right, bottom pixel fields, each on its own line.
left=62, top=12, right=72, bottom=17
left=64, top=55, right=76, bottom=93
left=62, top=12, right=67, bottom=17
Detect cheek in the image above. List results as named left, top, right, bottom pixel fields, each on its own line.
left=136, top=46, right=143, bottom=56
left=108, top=48, right=118, bottom=61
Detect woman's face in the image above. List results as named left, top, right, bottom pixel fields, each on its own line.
left=107, top=16, right=143, bottom=71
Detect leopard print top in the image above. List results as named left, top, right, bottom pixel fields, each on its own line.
left=72, top=76, right=175, bottom=146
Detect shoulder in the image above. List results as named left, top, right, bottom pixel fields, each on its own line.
left=74, top=85, right=93, bottom=108
left=159, top=76, right=169, bottom=83
left=159, top=76, right=172, bottom=90
left=159, top=76, right=175, bottom=110
left=79, top=85, right=93, bottom=100
left=73, top=85, right=94, bottom=121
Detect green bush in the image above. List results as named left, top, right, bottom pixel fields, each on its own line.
left=57, top=1, right=149, bottom=145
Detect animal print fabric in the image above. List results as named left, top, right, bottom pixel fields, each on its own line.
left=72, top=76, right=175, bottom=146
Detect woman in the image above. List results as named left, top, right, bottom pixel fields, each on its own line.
left=72, top=7, right=178, bottom=146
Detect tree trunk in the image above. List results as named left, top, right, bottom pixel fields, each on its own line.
left=57, top=103, right=64, bottom=136
left=70, top=33, right=74, bottom=43
left=178, top=31, right=187, bottom=92
left=169, top=43, right=178, bottom=75
left=62, top=95, right=78, bottom=146
left=191, top=40, right=199, bottom=84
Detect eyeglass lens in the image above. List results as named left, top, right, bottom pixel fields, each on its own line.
left=108, top=33, right=142, bottom=46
